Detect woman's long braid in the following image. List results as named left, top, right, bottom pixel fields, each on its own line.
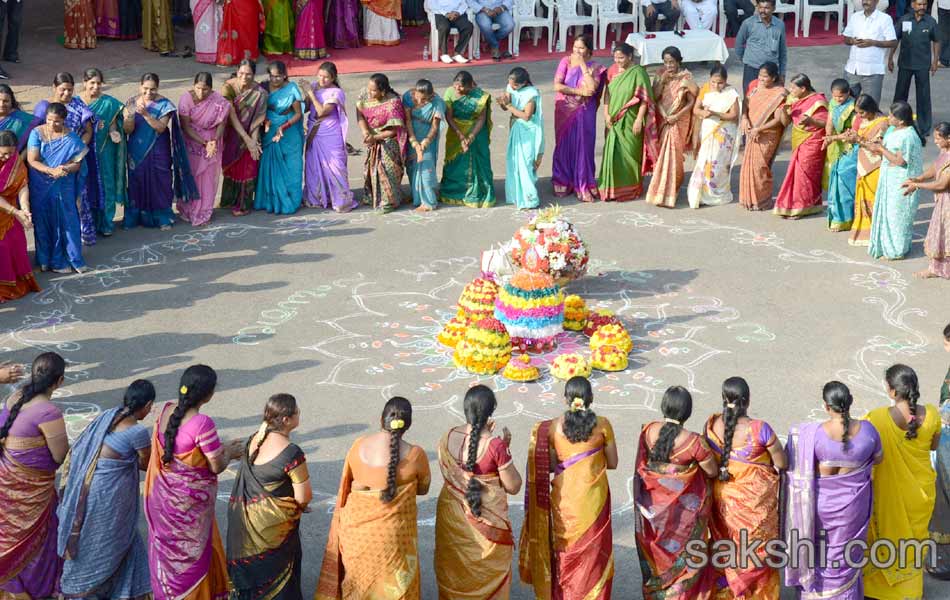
left=885, top=364, right=922, bottom=440
left=464, top=414, right=487, bottom=517
left=906, top=386, right=921, bottom=440
left=106, top=405, right=133, bottom=434
left=841, top=409, right=852, bottom=446
left=823, top=381, right=855, bottom=449
left=650, top=386, right=693, bottom=464
left=249, top=427, right=273, bottom=464
left=163, top=365, right=217, bottom=465
left=163, top=391, right=199, bottom=464
left=718, top=404, right=741, bottom=482
left=0, top=353, right=65, bottom=455
left=382, top=425, right=403, bottom=503
left=649, top=421, right=681, bottom=464
left=107, top=379, right=156, bottom=435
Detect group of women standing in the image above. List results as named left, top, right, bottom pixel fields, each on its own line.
left=2, top=337, right=948, bottom=600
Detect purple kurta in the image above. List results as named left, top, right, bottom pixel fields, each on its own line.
left=552, top=57, right=606, bottom=203
left=303, top=85, right=355, bottom=211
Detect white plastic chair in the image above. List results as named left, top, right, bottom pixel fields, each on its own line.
left=773, top=0, right=801, bottom=38
left=512, top=0, right=555, bottom=55
left=554, top=0, right=599, bottom=51
left=472, top=9, right=517, bottom=58
left=597, top=0, right=638, bottom=49
left=425, top=1, right=478, bottom=62
left=802, top=0, right=844, bottom=37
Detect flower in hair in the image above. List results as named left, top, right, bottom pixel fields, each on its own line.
left=570, top=397, right=586, bottom=412
left=179, top=385, right=188, bottom=395
left=664, top=417, right=681, bottom=425
left=389, top=418, right=405, bottom=430
left=725, top=402, right=736, bottom=409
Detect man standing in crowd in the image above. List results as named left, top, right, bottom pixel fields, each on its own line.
left=889, top=0, right=940, bottom=138
left=642, top=0, right=682, bottom=32
left=723, top=0, right=755, bottom=37
left=843, top=0, right=897, bottom=103
left=735, top=0, right=787, bottom=92
left=0, top=0, right=23, bottom=79
left=431, top=0, right=474, bottom=64
left=472, top=0, right=514, bottom=61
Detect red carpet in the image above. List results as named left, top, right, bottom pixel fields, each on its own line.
left=282, top=15, right=842, bottom=76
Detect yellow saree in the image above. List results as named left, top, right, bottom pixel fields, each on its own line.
left=849, top=116, right=888, bottom=247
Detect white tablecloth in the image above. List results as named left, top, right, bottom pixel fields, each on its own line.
left=624, top=30, right=729, bottom=66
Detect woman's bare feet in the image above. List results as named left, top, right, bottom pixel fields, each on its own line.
left=914, top=269, right=938, bottom=279
left=415, top=205, right=433, bottom=213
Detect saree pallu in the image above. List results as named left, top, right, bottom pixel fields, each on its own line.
left=28, top=130, right=88, bottom=271
left=327, top=0, right=360, bottom=48
left=362, top=0, right=400, bottom=45
left=304, top=86, right=354, bottom=211
left=263, top=0, right=295, bottom=54
left=191, top=0, right=223, bottom=63
left=930, top=401, right=950, bottom=575
left=645, top=69, right=696, bottom=208
left=178, top=91, right=231, bottom=226
left=143, top=0, right=175, bottom=52
left=402, top=91, right=444, bottom=210
left=738, top=83, right=786, bottom=210
left=221, top=84, right=267, bottom=214
left=434, top=434, right=514, bottom=600
left=0, top=441, right=63, bottom=599
left=505, top=84, right=544, bottom=210
left=773, top=93, right=828, bottom=218
left=294, top=0, right=327, bottom=59
left=255, top=83, right=304, bottom=215
left=96, top=0, right=122, bottom=37
left=634, top=433, right=714, bottom=600
left=64, top=0, right=98, bottom=48
left=598, top=64, right=656, bottom=202
left=552, top=58, right=606, bottom=202
left=0, top=154, right=39, bottom=303
left=144, top=411, right=230, bottom=600
left=0, top=110, right=38, bottom=153
left=217, top=0, right=265, bottom=65
left=441, top=87, right=494, bottom=208
left=58, top=407, right=151, bottom=600
left=357, top=93, right=406, bottom=212
left=848, top=116, right=888, bottom=246
left=868, top=126, right=923, bottom=260
left=687, top=85, right=740, bottom=209
left=824, top=101, right=857, bottom=231
left=822, top=99, right=855, bottom=191
left=88, top=94, right=128, bottom=235
left=923, top=152, right=950, bottom=278
left=315, top=458, right=421, bottom=600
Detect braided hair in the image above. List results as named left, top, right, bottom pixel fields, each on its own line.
left=886, top=364, right=922, bottom=440
left=380, top=396, right=412, bottom=503
left=822, top=381, right=854, bottom=448
left=0, top=352, right=66, bottom=455
left=249, top=393, right=298, bottom=464
left=162, top=365, right=217, bottom=464
left=108, top=379, right=156, bottom=434
left=462, top=385, right=497, bottom=517
left=563, top=376, right=597, bottom=443
left=650, top=386, right=693, bottom=464
left=718, top=377, right=750, bottom=481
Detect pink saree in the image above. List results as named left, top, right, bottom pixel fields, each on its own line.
left=294, top=0, right=327, bottom=59
left=178, top=91, right=231, bottom=227
left=191, top=0, right=223, bottom=63
left=773, top=93, right=828, bottom=218
left=645, top=68, right=696, bottom=208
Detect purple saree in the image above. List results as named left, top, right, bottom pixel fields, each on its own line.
left=304, top=85, right=355, bottom=211
left=326, top=0, right=360, bottom=48
left=552, top=57, right=606, bottom=203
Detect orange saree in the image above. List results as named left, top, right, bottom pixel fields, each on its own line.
left=738, top=81, right=787, bottom=211
left=645, top=68, right=695, bottom=208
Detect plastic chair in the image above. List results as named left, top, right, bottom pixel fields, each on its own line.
left=512, top=0, right=556, bottom=55
left=554, top=0, right=599, bottom=51
left=473, top=8, right=517, bottom=58
left=773, top=0, right=801, bottom=38
left=425, top=0, right=478, bottom=62
left=597, top=0, right=639, bottom=49
left=802, top=0, right=844, bottom=37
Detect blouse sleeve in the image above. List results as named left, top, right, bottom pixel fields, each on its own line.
left=600, top=417, right=616, bottom=447
left=284, top=444, right=310, bottom=484
left=758, top=421, right=777, bottom=448
left=554, top=57, right=568, bottom=85
left=130, top=424, right=152, bottom=451
left=36, top=402, right=64, bottom=425
left=193, top=415, right=223, bottom=458
left=488, top=437, right=513, bottom=471
left=178, top=93, right=193, bottom=117
left=27, top=128, right=41, bottom=150
left=691, top=434, right=714, bottom=463
left=292, top=84, right=304, bottom=103
left=412, top=446, right=431, bottom=489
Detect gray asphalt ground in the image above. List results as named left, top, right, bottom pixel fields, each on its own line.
left=2, top=6, right=950, bottom=597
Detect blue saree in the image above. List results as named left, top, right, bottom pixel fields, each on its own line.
left=869, top=126, right=923, bottom=260
left=402, top=91, right=444, bottom=210
left=27, top=128, right=87, bottom=271
left=58, top=407, right=152, bottom=599
left=824, top=98, right=857, bottom=232
left=255, top=82, right=304, bottom=215
left=124, top=96, right=197, bottom=229
left=504, top=84, right=545, bottom=210
left=87, top=95, right=127, bottom=236
left=0, top=110, right=38, bottom=153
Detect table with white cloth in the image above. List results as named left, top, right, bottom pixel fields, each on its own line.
left=624, top=30, right=729, bottom=66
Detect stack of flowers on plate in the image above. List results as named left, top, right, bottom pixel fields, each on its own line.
left=562, top=295, right=587, bottom=331
left=437, top=315, right=470, bottom=348
left=591, top=345, right=629, bottom=372
left=590, top=323, right=633, bottom=354
left=550, top=353, right=592, bottom=380
left=453, top=317, right=512, bottom=375
left=457, top=277, right=499, bottom=321
left=494, top=270, right=564, bottom=353
left=584, top=309, right=621, bottom=337
left=502, top=353, right=541, bottom=382
left=504, top=205, right=590, bottom=284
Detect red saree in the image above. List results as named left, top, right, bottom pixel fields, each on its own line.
left=773, top=92, right=828, bottom=218
left=216, top=0, right=266, bottom=66
left=0, top=154, right=39, bottom=303
left=64, top=0, right=98, bottom=48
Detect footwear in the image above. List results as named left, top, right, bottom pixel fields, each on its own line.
left=159, top=224, right=172, bottom=231
left=452, top=54, right=468, bottom=64
left=3, top=57, right=18, bottom=63
left=491, top=48, right=501, bottom=61
left=501, top=50, right=512, bottom=59
left=0, top=68, right=8, bottom=80
left=53, top=267, right=72, bottom=274
left=440, top=54, right=453, bottom=64
left=74, top=266, right=91, bottom=274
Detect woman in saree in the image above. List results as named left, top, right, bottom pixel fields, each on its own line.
left=865, top=101, right=924, bottom=261
left=145, top=364, right=243, bottom=600
left=58, top=380, right=155, bottom=600
left=864, top=364, right=941, bottom=600
left=773, top=74, right=828, bottom=219
left=598, top=42, right=655, bottom=202
left=178, top=73, right=231, bottom=227
left=216, top=0, right=265, bottom=65
left=294, top=0, right=327, bottom=59
left=363, top=0, right=400, bottom=45
left=96, top=0, right=142, bottom=39
left=0, top=352, right=68, bottom=600
left=822, top=79, right=857, bottom=232
left=255, top=61, right=304, bottom=215
left=316, top=397, right=431, bottom=600
left=645, top=46, right=698, bottom=209
left=191, top=0, right=223, bottom=63
left=435, top=385, right=521, bottom=600
left=327, top=0, right=360, bottom=48
left=64, top=0, right=97, bottom=49
left=634, top=385, right=718, bottom=599
left=79, top=68, right=126, bottom=237
left=785, top=381, right=882, bottom=600
left=228, top=394, right=312, bottom=600
left=300, top=62, right=355, bottom=212
left=0, top=131, right=39, bottom=303
left=847, top=94, right=888, bottom=246
left=403, top=79, right=445, bottom=212
left=263, top=0, right=295, bottom=54
left=123, top=73, right=198, bottom=230
left=356, top=73, right=407, bottom=212
left=928, top=324, right=950, bottom=578
left=908, top=122, right=950, bottom=279
left=687, top=64, right=740, bottom=209
left=552, top=34, right=606, bottom=203
left=143, top=0, right=175, bottom=54
left=0, top=85, right=37, bottom=154
left=704, top=377, right=786, bottom=599
left=738, top=61, right=786, bottom=211
left=27, top=103, right=89, bottom=274
left=221, top=60, right=267, bottom=216
left=498, top=67, right=544, bottom=210
left=441, top=70, right=493, bottom=208
left=520, top=377, right=618, bottom=600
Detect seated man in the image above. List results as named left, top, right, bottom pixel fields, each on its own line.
left=642, top=0, right=682, bottom=31
left=724, top=0, right=755, bottom=36
left=472, top=0, right=514, bottom=60
left=431, top=0, right=474, bottom=63
left=682, top=0, right=717, bottom=29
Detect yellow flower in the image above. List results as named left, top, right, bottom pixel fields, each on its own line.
left=179, top=385, right=188, bottom=395
left=570, top=397, right=586, bottom=412
left=389, top=418, right=405, bottom=430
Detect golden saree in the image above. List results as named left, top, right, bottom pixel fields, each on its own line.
left=434, top=434, right=513, bottom=600
left=738, top=81, right=787, bottom=211
left=849, top=116, right=888, bottom=247
left=645, top=69, right=696, bottom=208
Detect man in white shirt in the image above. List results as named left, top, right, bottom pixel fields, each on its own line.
left=431, top=0, right=474, bottom=64
left=682, top=0, right=718, bottom=30
left=843, top=0, right=898, bottom=103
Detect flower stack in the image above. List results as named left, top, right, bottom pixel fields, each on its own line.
left=505, top=206, right=589, bottom=285
left=584, top=309, right=621, bottom=337
left=550, top=353, right=592, bottom=380
left=437, top=315, right=470, bottom=348
left=502, top=354, right=541, bottom=382
left=453, top=317, right=513, bottom=375
left=589, top=323, right=633, bottom=372
left=456, top=278, right=499, bottom=321
left=494, top=270, right=565, bottom=353
left=563, top=295, right=588, bottom=331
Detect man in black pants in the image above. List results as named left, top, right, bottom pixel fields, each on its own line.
left=889, top=0, right=940, bottom=138
left=642, top=0, right=681, bottom=31
left=724, top=0, right=755, bottom=37
left=0, top=0, right=22, bottom=79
